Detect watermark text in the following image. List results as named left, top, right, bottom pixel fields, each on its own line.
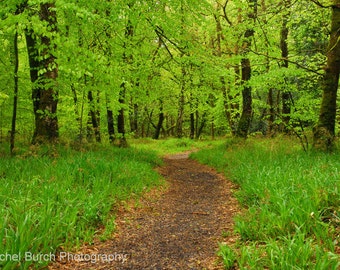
left=0, top=252, right=129, bottom=264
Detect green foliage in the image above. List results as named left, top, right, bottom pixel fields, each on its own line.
left=192, top=137, right=340, bottom=269
left=0, top=0, right=332, bottom=142
left=218, top=244, right=236, bottom=270
left=0, top=145, right=162, bottom=269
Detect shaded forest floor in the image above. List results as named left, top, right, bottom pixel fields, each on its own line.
left=49, top=151, right=240, bottom=270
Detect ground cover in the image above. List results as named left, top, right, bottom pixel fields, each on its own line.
left=192, top=137, right=340, bottom=269
left=2, top=136, right=337, bottom=269
left=0, top=144, right=162, bottom=269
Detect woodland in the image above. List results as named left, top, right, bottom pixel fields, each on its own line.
left=0, top=0, right=340, bottom=269
left=0, top=0, right=339, bottom=151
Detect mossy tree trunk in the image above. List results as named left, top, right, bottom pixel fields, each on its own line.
left=26, top=2, right=59, bottom=144
left=236, top=0, right=257, bottom=138
left=236, top=56, right=253, bottom=138
left=313, top=2, right=340, bottom=151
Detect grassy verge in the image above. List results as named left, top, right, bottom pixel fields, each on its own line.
left=0, top=144, right=162, bottom=269
left=191, top=137, right=340, bottom=269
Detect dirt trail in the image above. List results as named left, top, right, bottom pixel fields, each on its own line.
left=50, top=152, right=239, bottom=270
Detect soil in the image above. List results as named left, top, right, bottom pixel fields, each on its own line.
left=49, top=152, right=240, bottom=270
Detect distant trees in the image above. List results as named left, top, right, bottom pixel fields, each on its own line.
left=0, top=0, right=337, bottom=150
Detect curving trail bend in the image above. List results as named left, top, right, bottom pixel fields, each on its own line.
left=50, top=152, right=239, bottom=270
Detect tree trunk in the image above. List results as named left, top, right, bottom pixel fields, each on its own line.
left=211, top=121, right=215, bottom=140
left=106, top=94, right=115, bottom=144
left=189, top=93, right=195, bottom=139
left=107, top=109, right=115, bottom=144
left=10, top=27, right=19, bottom=155
left=236, top=57, right=253, bottom=138
left=222, top=76, right=239, bottom=135
left=176, top=81, right=185, bottom=138
left=130, top=101, right=138, bottom=136
left=214, top=11, right=239, bottom=135
left=280, top=0, right=291, bottom=132
left=177, top=4, right=187, bottom=139
left=87, top=90, right=101, bottom=143
left=71, top=83, right=85, bottom=141
left=117, top=85, right=127, bottom=147
left=26, top=2, right=58, bottom=144
left=153, top=100, right=164, bottom=140
left=313, top=2, right=340, bottom=151
left=267, top=88, right=276, bottom=135
left=196, top=112, right=207, bottom=139
left=236, top=0, right=257, bottom=138
left=190, top=111, right=195, bottom=139
left=117, top=12, right=134, bottom=147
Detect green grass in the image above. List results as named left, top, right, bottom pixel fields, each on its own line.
left=130, top=137, right=222, bottom=155
left=3, top=136, right=338, bottom=269
left=192, top=137, right=340, bottom=269
left=0, top=144, right=163, bottom=269
left=0, top=136, right=218, bottom=269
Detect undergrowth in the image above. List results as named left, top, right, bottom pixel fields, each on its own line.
left=0, top=144, right=162, bottom=269
left=192, top=137, right=340, bottom=269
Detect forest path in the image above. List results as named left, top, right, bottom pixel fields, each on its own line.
left=50, top=152, right=239, bottom=270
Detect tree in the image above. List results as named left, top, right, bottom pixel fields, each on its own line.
left=25, top=2, right=59, bottom=144
left=313, top=1, right=340, bottom=151
left=236, top=0, right=257, bottom=138
left=0, top=0, right=335, bottom=145
left=10, top=24, right=19, bottom=155
left=117, top=2, right=135, bottom=147
left=280, top=0, right=292, bottom=132
left=87, top=89, right=101, bottom=143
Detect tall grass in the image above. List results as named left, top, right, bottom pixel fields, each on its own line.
left=192, top=137, right=340, bottom=269
left=0, top=144, right=162, bottom=269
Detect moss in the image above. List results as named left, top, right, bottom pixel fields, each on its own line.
left=313, top=126, right=335, bottom=152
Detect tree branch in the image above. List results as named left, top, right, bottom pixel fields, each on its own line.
left=154, top=26, right=186, bottom=55
left=146, top=17, right=184, bottom=61
left=310, top=0, right=340, bottom=9
left=249, top=49, right=325, bottom=76
left=221, top=0, right=233, bottom=26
